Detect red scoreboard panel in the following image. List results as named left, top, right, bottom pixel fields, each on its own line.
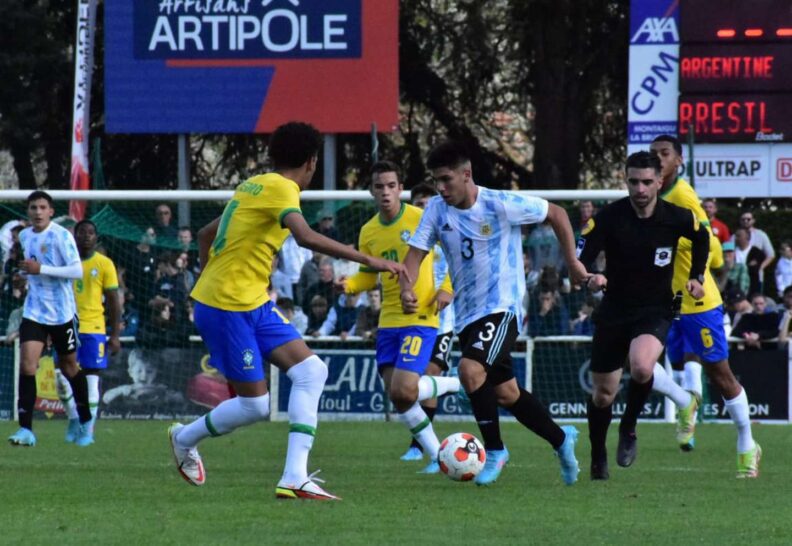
left=679, top=0, right=792, bottom=143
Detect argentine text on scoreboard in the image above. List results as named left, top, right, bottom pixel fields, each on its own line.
left=105, top=0, right=398, bottom=133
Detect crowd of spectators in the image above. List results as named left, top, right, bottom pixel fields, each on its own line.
left=2, top=200, right=792, bottom=350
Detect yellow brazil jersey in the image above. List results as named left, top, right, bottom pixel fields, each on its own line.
left=74, top=252, right=119, bottom=334
left=345, top=204, right=450, bottom=329
left=661, top=177, right=723, bottom=313
left=191, top=173, right=301, bottom=311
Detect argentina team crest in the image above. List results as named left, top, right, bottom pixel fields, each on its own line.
left=654, top=247, right=672, bottom=267
left=480, top=222, right=492, bottom=236
left=400, top=229, right=411, bottom=242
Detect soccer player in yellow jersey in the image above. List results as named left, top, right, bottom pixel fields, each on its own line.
left=56, top=220, right=122, bottom=446
left=647, top=136, right=759, bottom=477
left=338, top=161, right=460, bottom=473
left=167, top=122, right=406, bottom=499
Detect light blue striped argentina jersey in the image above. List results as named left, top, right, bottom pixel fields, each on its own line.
left=20, top=222, right=80, bottom=325
left=432, top=244, right=455, bottom=334
left=409, top=186, right=548, bottom=333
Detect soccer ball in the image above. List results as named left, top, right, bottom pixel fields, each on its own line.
left=438, top=432, right=486, bottom=481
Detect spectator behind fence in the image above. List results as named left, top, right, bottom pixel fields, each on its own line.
left=774, top=241, right=792, bottom=298
left=0, top=219, right=27, bottom=265
left=316, top=292, right=359, bottom=339
left=154, top=203, right=178, bottom=240
left=3, top=271, right=27, bottom=345
left=733, top=227, right=765, bottom=296
left=731, top=293, right=780, bottom=349
left=719, top=240, right=749, bottom=296
left=777, top=286, right=792, bottom=348
left=569, top=295, right=596, bottom=336
left=302, top=257, right=336, bottom=314
left=702, top=198, right=731, bottom=243
left=354, top=288, right=382, bottom=340
left=312, top=209, right=340, bottom=242
left=526, top=221, right=564, bottom=275
left=736, top=211, right=775, bottom=289
left=725, top=289, right=753, bottom=324
left=118, top=227, right=158, bottom=317
left=574, top=200, right=595, bottom=238
left=276, top=297, right=308, bottom=335
left=528, top=290, right=570, bottom=337
left=278, top=234, right=312, bottom=300
left=295, top=251, right=324, bottom=307
left=304, top=295, right=329, bottom=337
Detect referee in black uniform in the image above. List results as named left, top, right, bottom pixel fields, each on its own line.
left=577, top=151, right=709, bottom=480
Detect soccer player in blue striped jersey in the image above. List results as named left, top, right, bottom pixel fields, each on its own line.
left=401, top=141, right=589, bottom=486
left=8, top=191, right=94, bottom=447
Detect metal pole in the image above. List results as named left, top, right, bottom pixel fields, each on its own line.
left=370, top=123, right=379, bottom=164
left=323, top=134, right=336, bottom=191
left=177, top=134, right=191, bottom=226
left=686, top=123, right=695, bottom=187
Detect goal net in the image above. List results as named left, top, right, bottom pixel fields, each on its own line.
left=0, top=187, right=689, bottom=425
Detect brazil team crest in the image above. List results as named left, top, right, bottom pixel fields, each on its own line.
left=242, top=349, right=255, bottom=369
left=400, top=229, right=411, bottom=242
left=90, top=268, right=99, bottom=277
left=480, top=223, right=492, bottom=236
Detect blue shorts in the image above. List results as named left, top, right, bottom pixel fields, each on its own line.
left=666, top=306, right=729, bottom=364
left=194, top=300, right=302, bottom=383
left=376, top=326, right=437, bottom=374
left=77, top=333, right=108, bottom=370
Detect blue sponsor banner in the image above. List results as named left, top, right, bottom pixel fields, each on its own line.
left=273, top=349, right=527, bottom=420
left=133, top=0, right=362, bottom=60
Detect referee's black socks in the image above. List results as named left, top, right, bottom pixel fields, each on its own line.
left=66, top=370, right=93, bottom=424
left=620, top=376, right=655, bottom=435
left=468, top=380, right=504, bottom=451
left=18, top=373, right=36, bottom=430
left=587, top=398, right=612, bottom=462
left=508, top=388, right=564, bottom=450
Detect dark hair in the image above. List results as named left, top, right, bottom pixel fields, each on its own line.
left=370, top=160, right=401, bottom=182
left=178, top=226, right=192, bottom=233
left=426, top=141, right=471, bottom=170
left=276, top=297, right=295, bottom=312
left=784, top=285, right=792, bottom=297
left=268, top=121, right=322, bottom=169
left=74, top=219, right=96, bottom=234
left=411, top=183, right=438, bottom=201
left=652, top=134, right=683, bottom=156
left=27, top=190, right=53, bottom=206
left=626, top=151, right=662, bottom=174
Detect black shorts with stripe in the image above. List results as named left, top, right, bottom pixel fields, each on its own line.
left=429, top=331, right=454, bottom=371
left=19, top=317, right=79, bottom=356
left=458, top=312, right=518, bottom=385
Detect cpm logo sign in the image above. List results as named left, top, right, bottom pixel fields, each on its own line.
left=778, top=158, right=792, bottom=182
left=106, top=0, right=398, bottom=134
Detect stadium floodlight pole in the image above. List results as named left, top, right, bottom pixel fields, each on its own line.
left=323, top=134, right=337, bottom=191
left=177, top=134, right=191, bottom=226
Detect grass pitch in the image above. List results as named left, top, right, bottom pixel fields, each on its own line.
left=1, top=420, right=790, bottom=545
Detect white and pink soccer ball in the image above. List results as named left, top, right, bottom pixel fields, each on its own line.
left=438, top=432, right=486, bottom=481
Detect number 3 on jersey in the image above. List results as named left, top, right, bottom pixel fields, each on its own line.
left=461, top=237, right=474, bottom=260
left=212, top=199, right=240, bottom=255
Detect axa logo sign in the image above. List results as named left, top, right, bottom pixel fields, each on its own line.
left=778, top=158, right=792, bottom=182
left=631, top=17, right=678, bottom=44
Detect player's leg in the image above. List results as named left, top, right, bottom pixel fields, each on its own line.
left=54, top=368, right=80, bottom=442
left=9, top=320, right=47, bottom=446
left=617, top=319, right=669, bottom=467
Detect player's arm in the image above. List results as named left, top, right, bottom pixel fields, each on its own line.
left=105, top=288, right=122, bottom=354
left=20, top=260, right=83, bottom=278
left=545, top=203, right=589, bottom=286
left=340, top=229, right=379, bottom=295
left=577, top=212, right=606, bottom=291
left=681, top=210, right=710, bottom=299
left=431, top=272, right=453, bottom=314
left=399, top=246, right=429, bottom=314
left=283, top=212, right=407, bottom=280
left=197, top=216, right=221, bottom=274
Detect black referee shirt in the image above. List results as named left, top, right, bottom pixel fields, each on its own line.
left=577, top=197, right=709, bottom=319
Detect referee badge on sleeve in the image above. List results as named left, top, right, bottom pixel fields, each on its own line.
left=654, top=247, right=672, bottom=267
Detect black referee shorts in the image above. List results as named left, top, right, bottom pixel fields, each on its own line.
left=590, top=313, right=671, bottom=374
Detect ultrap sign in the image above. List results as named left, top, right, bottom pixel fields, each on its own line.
left=106, top=0, right=398, bottom=133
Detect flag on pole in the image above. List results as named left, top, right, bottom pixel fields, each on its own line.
left=69, top=0, right=98, bottom=221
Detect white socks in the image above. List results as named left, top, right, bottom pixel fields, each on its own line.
left=281, top=355, right=328, bottom=486
left=652, top=363, right=693, bottom=408
left=681, top=361, right=703, bottom=399
left=176, top=394, right=271, bottom=448
left=399, top=402, right=440, bottom=460
left=724, top=388, right=756, bottom=454
left=55, top=370, right=79, bottom=420
left=417, top=375, right=460, bottom=402
left=86, top=374, right=100, bottom=420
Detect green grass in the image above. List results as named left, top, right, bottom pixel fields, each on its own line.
left=1, top=420, right=790, bottom=545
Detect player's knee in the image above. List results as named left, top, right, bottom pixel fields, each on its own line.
left=494, top=381, right=519, bottom=407
left=238, top=394, right=271, bottom=421
left=288, top=355, right=328, bottom=387
left=58, top=359, right=80, bottom=378
left=592, top=387, right=616, bottom=407
left=389, top=382, right=417, bottom=407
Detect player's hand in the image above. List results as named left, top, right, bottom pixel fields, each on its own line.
left=567, top=259, right=589, bottom=287
left=366, top=257, right=411, bottom=283
left=686, top=279, right=705, bottom=299
left=585, top=274, right=607, bottom=292
left=401, top=288, right=418, bottom=314
left=431, top=289, right=453, bottom=315
left=19, top=259, right=41, bottom=275
left=333, top=276, right=348, bottom=293
left=108, top=334, right=121, bottom=355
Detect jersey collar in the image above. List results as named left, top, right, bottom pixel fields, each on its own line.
left=378, top=203, right=405, bottom=226
left=660, top=176, right=682, bottom=198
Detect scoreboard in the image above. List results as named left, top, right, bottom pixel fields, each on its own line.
left=679, top=0, right=792, bottom=143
